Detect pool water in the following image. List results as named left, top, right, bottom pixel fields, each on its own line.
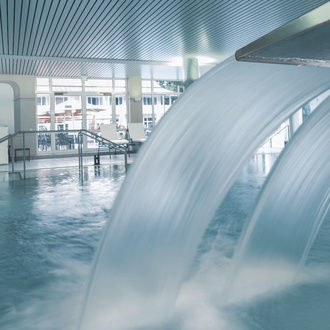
left=0, top=165, right=126, bottom=330
left=0, top=156, right=329, bottom=329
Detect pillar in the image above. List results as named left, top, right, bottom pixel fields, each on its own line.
left=184, top=57, right=200, bottom=88
left=127, top=77, right=143, bottom=123
left=289, top=109, right=303, bottom=138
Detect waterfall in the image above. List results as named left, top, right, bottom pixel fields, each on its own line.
left=79, top=57, right=330, bottom=329
left=225, top=96, right=330, bottom=303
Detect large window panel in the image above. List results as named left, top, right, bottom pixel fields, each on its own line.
left=36, top=78, right=50, bottom=92
left=115, top=95, right=127, bottom=129
left=36, top=94, right=51, bottom=152
left=35, top=77, right=182, bottom=153
left=114, top=79, right=126, bottom=93
left=142, top=93, right=153, bottom=129
left=52, top=78, right=82, bottom=92
left=86, top=95, right=112, bottom=148
left=54, top=95, right=81, bottom=150
left=85, top=79, right=112, bottom=93
left=142, top=80, right=184, bottom=129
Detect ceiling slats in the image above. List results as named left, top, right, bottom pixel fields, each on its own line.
left=0, top=0, right=327, bottom=78
left=60, top=0, right=115, bottom=58
left=0, top=56, right=184, bottom=79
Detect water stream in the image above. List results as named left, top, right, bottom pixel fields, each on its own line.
left=225, top=96, right=330, bottom=304
left=80, top=57, right=330, bottom=329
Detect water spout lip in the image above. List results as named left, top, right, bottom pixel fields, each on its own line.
left=235, top=2, right=330, bottom=68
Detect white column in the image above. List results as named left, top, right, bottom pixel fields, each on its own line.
left=151, top=80, right=155, bottom=128
left=127, top=77, right=143, bottom=123
left=81, top=77, right=87, bottom=150
left=111, top=77, right=116, bottom=124
left=184, top=57, right=199, bottom=88
left=289, top=109, right=303, bottom=138
left=49, top=79, right=56, bottom=152
left=81, top=78, right=87, bottom=129
left=0, top=126, right=8, bottom=164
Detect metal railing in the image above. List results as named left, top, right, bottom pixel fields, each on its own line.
left=0, top=129, right=128, bottom=179
left=262, top=125, right=290, bottom=149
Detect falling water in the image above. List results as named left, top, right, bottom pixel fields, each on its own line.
left=225, top=96, right=330, bottom=303
left=79, top=57, right=330, bottom=329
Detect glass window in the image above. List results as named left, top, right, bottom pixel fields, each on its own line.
left=52, top=78, right=82, bottom=92
left=116, top=97, right=123, bottom=105
left=85, top=79, right=112, bottom=93
left=55, top=95, right=82, bottom=150
left=142, top=80, right=151, bottom=87
left=142, top=79, right=185, bottom=128
left=143, top=117, right=153, bottom=128
left=35, top=76, right=181, bottom=153
left=114, top=79, right=126, bottom=93
left=36, top=94, right=51, bottom=152
left=36, top=78, right=50, bottom=92
left=37, top=96, right=48, bottom=106
left=143, top=97, right=153, bottom=105
left=142, top=80, right=152, bottom=94
left=142, top=95, right=152, bottom=128
left=87, top=96, right=103, bottom=106
left=55, top=96, right=68, bottom=105
left=115, top=79, right=126, bottom=87
left=86, top=95, right=112, bottom=148
left=115, top=95, right=127, bottom=129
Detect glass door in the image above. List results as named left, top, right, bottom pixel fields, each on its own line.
left=36, top=94, right=51, bottom=152
left=86, top=95, right=112, bottom=148
left=54, top=95, right=82, bottom=151
left=115, top=95, right=127, bottom=139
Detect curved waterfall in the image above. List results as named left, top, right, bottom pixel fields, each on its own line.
left=79, top=57, right=330, bottom=329
left=225, top=96, right=330, bottom=303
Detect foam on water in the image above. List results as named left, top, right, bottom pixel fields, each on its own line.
left=80, top=57, right=330, bottom=329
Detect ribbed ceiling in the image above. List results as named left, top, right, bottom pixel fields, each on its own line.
left=0, top=0, right=327, bottom=78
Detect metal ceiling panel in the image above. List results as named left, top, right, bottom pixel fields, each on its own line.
left=0, top=57, right=184, bottom=80
left=0, top=0, right=327, bottom=78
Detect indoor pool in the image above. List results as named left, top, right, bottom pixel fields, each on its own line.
left=0, top=155, right=329, bottom=330
left=0, top=165, right=126, bottom=330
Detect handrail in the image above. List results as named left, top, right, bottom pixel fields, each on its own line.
left=0, top=134, right=11, bottom=144
left=271, top=124, right=289, bottom=137
left=0, top=129, right=127, bottom=151
left=0, top=129, right=128, bottom=179
left=79, top=129, right=127, bottom=152
left=262, top=124, right=289, bottom=148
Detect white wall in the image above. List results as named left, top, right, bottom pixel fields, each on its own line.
left=0, top=83, right=14, bottom=133
left=0, top=75, right=37, bottom=155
